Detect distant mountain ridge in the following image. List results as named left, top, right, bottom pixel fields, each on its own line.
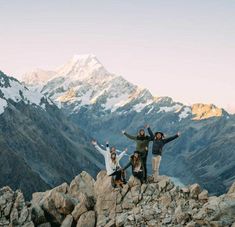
left=0, top=70, right=104, bottom=199
left=22, top=54, right=227, bottom=121
left=21, top=54, right=235, bottom=196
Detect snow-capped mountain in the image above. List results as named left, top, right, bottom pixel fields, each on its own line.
left=0, top=70, right=104, bottom=199
left=22, top=69, right=56, bottom=86
left=22, top=54, right=235, bottom=196
left=23, top=54, right=226, bottom=121
left=0, top=70, right=53, bottom=114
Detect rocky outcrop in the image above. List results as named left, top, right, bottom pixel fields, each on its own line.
left=1, top=171, right=235, bottom=227
left=0, top=186, right=34, bottom=227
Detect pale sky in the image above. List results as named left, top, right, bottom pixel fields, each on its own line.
left=0, top=0, right=234, bottom=113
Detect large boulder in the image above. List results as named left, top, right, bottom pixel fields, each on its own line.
left=94, top=171, right=117, bottom=226
left=76, top=210, right=96, bottom=227
left=189, top=183, right=201, bottom=199
left=69, top=171, right=95, bottom=199
left=61, top=214, right=74, bottom=227
left=193, top=194, right=235, bottom=225
left=41, top=190, right=76, bottom=224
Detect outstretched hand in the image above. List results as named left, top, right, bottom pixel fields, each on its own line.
left=177, top=132, right=180, bottom=136
left=144, top=124, right=150, bottom=129
left=91, top=140, right=97, bottom=145
left=124, top=148, right=128, bottom=152
left=122, top=130, right=126, bottom=134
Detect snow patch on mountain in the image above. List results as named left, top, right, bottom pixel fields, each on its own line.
left=178, top=107, right=192, bottom=121
left=0, top=71, right=54, bottom=114
left=158, top=104, right=182, bottom=113
left=0, top=99, right=7, bottom=114
left=132, top=99, right=154, bottom=112
left=103, top=93, right=131, bottom=112
left=22, top=69, right=56, bottom=86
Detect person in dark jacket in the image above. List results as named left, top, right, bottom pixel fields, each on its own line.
left=147, top=126, right=180, bottom=181
left=122, top=151, right=144, bottom=183
left=122, top=126, right=152, bottom=182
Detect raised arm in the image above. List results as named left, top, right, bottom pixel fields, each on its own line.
left=122, top=130, right=137, bottom=140
left=117, top=148, right=127, bottom=161
left=106, top=141, right=110, bottom=153
left=147, top=126, right=154, bottom=140
left=123, top=161, right=132, bottom=171
left=163, top=134, right=179, bottom=144
left=92, top=140, right=106, bottom=156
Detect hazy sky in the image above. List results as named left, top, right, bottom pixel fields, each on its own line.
left=0, top=0, right=234, bottom=113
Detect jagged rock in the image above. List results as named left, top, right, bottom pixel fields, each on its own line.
left=185, top=221, right=197, bottom=227
left=1, top=171, right=235, bottom=227
left=198, top=189, right=208, bottom=202
left=22, top=221, right=35, bottom=227
left=193, top=194, right=235, bottom=225
left=52, top=192, right=75, bottom=214
left=128, top=175, right=141, bottom=188
left=69, top=171, right=95, bottom=199
left=104, top=219, right=115, bottom=227
left=94, top=171, right=117, bottom=226
left=144, top=183, right=156, bottom=196
left=189, top=184, right=201, bottom=199
left=94, top=171, right=113, bottom=196
left=61, top=214, right=73, bottom=227
left=76, top=210, right=96, bottom=227
left=181, top=187, right=190, bottom=196
left=162, top=216, right=172, bottom=224
left=40, top=190, right=76, bottom=224
left=38, top=223, right=51, bottom=227
left=158, top=176, right=171, bottom=192
left=116, top=213, right=128, bottom=226
left=31, top=204, right=46, bottom=225
left=0, top=187, right=33, bottom=227
left=72, top=203, right=88, bottom=221
left=228, top=182, right=235, bottom=194
left=32, top=191, right=48, bottom=205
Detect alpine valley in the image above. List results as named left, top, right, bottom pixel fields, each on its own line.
left=0, top=70, right=103, bottom=200
left=21, top=54, right=235, bottom=196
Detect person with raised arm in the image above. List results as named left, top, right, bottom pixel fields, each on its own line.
left=122, top=125, right=152, bottom=182
left=92, top=140, right=127, bottom=187
left=147, top=127, right=180, bottom=181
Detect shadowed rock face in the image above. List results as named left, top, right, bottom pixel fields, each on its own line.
left=0, top=71, right=104, bottom=200
left=0, top=101, right=104, bottom=200
left=1, top=171, right=235, bottom=227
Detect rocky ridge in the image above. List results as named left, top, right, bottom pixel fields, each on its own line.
left=1, top=171, right=235, bottom=227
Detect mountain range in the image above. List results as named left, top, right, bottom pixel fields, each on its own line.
left=21, top=54, right=235, bottom=196
left=0, top=70, right=103, bottom=200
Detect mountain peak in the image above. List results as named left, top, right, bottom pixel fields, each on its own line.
left=57, top=54, right=106, bottom=77
left=192, top=103, right=224, bottom=120
left=22, top=69, right=56, bottom=86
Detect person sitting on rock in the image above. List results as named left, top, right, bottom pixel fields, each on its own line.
left=92, top=140, right=127, bottom=187
left=122, top=151, right=144, bottom=183
left=147, top=127, right=180, bottom=182
left=122, top=125, right=152, bottom=182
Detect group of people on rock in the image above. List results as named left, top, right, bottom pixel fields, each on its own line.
left=92, top=125, right=180, bottom=187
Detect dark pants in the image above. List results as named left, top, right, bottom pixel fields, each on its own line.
left=140, top=153, right=148, bottom=181
left=133, top=171, right=144, bottom=183
left=109, top=169, right=122, bottom=181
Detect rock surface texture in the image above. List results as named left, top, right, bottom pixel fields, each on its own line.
left=1, top=171, right=235, bottom=227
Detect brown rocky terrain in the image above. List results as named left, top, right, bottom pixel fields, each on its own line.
left=0, top=171, right=235, bottom=227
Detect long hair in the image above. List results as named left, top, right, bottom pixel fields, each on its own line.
left=132, top=153, right=141, bottom=167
